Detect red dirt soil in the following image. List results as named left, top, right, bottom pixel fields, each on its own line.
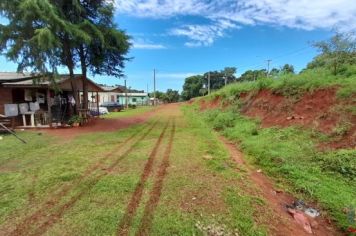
left=136, top=120, right=176, bottom=236
left=199, top=88, right=355, bottom=149
left=242, top=88, right=340, bottom=133
left=42, top=108, right=157, bottom=139
left=220, top=136, right=340, bottom=236
left=200, top=96, right=221, bottom=111
left=117, top=120, right=170, bottom=236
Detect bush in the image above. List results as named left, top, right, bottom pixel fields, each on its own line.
left=211, top=111, right=236, bottom=130
left=128, top=104, right=137, bottom=109
left=68, top=115, right=82, bottom=125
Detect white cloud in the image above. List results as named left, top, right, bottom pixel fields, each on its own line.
left=117, top=0, right=356, bottom=46
left=132, top=43, right=166, bottom=49
left=131, top=38, right=167, bottom=49
left=170, top=19, right=240, bottom=47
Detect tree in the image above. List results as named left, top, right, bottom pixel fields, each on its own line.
left=281, top=64, right=295, bottom=74
left=238, top=69, right=267, bottom=82
left=0, top=0, right=90, bottom=112
left=0, top=0, right=131, bottom=112
left=181, top=75, right=204, bottom=100
left=56, top=0, right=131, bottom=110
left=203, top=67, right=237, bottom=91
left=149, top=91, right=165, bottom=100
left=307, top=32, right=356, bottom=75
left=269, top=68, right=280, bottom=76
left=163, top=89, right=180, bottom=103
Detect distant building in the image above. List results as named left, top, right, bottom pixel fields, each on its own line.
left=85, top=85, right=149, bottom=106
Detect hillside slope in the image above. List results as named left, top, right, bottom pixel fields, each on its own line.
left=190, top=72, right=356, bottom=232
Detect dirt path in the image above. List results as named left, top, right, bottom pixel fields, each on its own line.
left=220, top=136, right=339, bottom=236
left=117, top=120, right=171, bottom=235
left=43, top=107, right=157, bottom=140
left=135, top=119, right=176, bottom=236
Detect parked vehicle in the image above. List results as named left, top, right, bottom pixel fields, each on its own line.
left=100, top=102, right=124, bottom=112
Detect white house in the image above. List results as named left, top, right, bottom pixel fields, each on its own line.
left=85, top=85, right=149, bottom=106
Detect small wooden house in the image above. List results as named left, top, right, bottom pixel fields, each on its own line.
left=0, top=72, right=103, bottom=128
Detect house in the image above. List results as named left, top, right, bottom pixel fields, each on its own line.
left=0, top=72, right=103, bottom=128
left=86, top=85, right=149, bottom=107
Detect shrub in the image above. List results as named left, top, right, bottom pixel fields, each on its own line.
left=68, top=115, right=82, bottom=125
left=209, top=111, right=236, bottom=130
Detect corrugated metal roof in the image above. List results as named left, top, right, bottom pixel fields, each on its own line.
left=0, top=72, right=37, bottom=83
left=1, top=75, right=73, bottom=87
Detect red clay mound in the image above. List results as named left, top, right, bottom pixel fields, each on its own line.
left=243, top=88, right=338, bottom=133
left=241, top=88, right=355, bottom=149
left=199, top=96, right=221, bottom=111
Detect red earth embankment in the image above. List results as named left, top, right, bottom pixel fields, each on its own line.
left=200, top=88, right=355, bottom=149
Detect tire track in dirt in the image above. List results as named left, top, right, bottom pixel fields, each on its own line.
left=117, top=119, right=171, bottom=236
left=135, top=119, right=176, bottom=236
left=5, top=120, right=159, bottom=236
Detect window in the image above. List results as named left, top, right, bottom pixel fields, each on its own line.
left=132, top=98, right=137, bottom=102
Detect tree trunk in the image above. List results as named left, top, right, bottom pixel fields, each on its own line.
left=79, top=45, right=89, bottom=110
left=63, top=37, right=79, bottom=114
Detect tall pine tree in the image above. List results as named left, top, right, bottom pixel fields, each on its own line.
left=0, top=0, right=131, bottom=111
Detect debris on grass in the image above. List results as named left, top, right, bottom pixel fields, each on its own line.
left=286, top=200, right=320, bottom=218
left=287, top=208, right=313, bottom=234
left=203, top=154, right=214, bottom=160
left=195, top=220, right=239, bottom=236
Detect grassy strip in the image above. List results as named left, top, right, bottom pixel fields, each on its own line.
left=0, top=122, right=150, bottom=225
left=102, top=106, right=154, bottom=119
left=190, top=101, right=356, bottom=231
left=152, top=106, right=268, bottom=236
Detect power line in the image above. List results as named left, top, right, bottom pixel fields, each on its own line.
left=237, top=46, right=313, bottom=72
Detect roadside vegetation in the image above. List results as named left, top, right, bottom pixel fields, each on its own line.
left=189, top=66, right=356, bottom=231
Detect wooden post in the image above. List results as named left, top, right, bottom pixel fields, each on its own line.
left=96, top=91, right=99, bottom=117
left=47, top=89, right=52, bottom=128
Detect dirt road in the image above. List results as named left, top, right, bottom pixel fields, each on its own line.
left=0, top=104, right=339, bottom=235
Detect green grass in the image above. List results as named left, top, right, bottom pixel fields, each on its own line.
left=189, top=100, right=356, bottom=231
left=208, top=68, right=356, bottom=101
left=0, top=106, right=270, bottom=235
left=102, top=106, right=154, bottom=119
left=190, top=68, right=356, bottom=231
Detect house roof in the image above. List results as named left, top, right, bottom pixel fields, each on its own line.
left=99, top=85, right=125, bottom=92
left=117, top=93, right=148, bottom=97
left=1, top=74, right=104, bottom=92
left=0, top=72, right=39, bottom=84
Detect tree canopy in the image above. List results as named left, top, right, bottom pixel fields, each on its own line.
left=307, top=32, right=356, bottom=75
left=181, top=75, right=204, bottom=100
left=0, top=0, right=131, bottom=111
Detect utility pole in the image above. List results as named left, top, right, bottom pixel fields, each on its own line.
left=224, top=73, right=227, bottom=87
left=146, top=84, right=149, bottom=106
left=153, top=69, right=156, bottom=106
left=208, top=72, right=211, bottom=95
left=124, top=79, right=128, bottom=109
left=266, top=59, right=272, bottom=77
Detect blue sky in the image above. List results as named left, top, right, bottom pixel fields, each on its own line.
left=1, top=0, right=355, bottom=92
